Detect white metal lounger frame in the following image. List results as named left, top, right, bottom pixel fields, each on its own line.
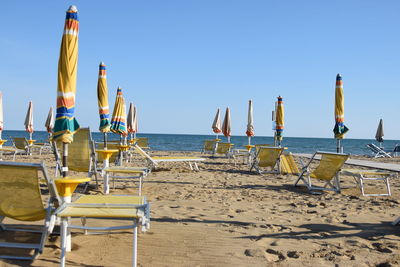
left=0, top=162, right=61, bottom=260
left=55, top=196, right=150, bottom=267
left=366, top=143, right=392, bottom=158
left=133, top=144, right=204, bottom=171
left=103, top=167, right=150, bottom=195
left=341, top=169, right=393, bottom=197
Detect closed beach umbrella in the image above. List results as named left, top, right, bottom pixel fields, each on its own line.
left=97, top=62, right=111, bottom=147
left=375, top=119, right=384, bottom=147
left=275, top=96, right=284, bottom=146
left=333, top=74, right=349, bottom=153
left=212, top=108, right=222, bottom=139
left=110, top=87, right=127, bottom=137
left=127, top=102, right=138, bottom=140
left=222, top=107, right=231, bottom=143
left=246, top=100, right=254, bottom=145
left=24, top=101, right=34, bottom=140
left=53, top=5, right=80, bottom=177
left=45, top=106, right=54, bottom=134
left=0, top=91, right=3, bottom=140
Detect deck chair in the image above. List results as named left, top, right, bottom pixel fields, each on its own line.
left=0, top=146, right=26, bottom=160
left=215, top=142, right=234, bottom=158
left=250, top=146, right=284, bottom=174
left=294, top=151, right=349, bottom=193
left=12, top=137, right=45, bottom=155
left=53, top=128, right=99, bottom=189
left=56, top=195, right=150, bottom=267
left=341, top=169, right=393, bottom=196
left=97, top=142, right=121, bottom=164
left=202, top=140, right=218, bottom=154
left=133, top=144, right=205, bottom=171
left=280, top=152, right=300, bottom=175
left=0, top=161, right=61, bottom=260
left=366, top=143, right=392, bottom=158
left=136, top=137, right=150, bottom=150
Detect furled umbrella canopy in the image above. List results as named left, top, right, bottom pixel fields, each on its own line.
left=110, top=87, right=127, bottom=137
left=127, top=102, right=138, bottom=139
left=275, top=96, right=284, bottom=145
left=222, top=107, right=231, bottom=143
left=45, top=107, right=55, bottom=133
left=212, top=108, right=222, bottom=139
left=246, top=100, right=254, bottom=145
left=375, top=119, right=384, bottom=145
left=97, top=62, right=111, bottom=133
left=333, top=74, right=349, bottom=152
left=24, top=101, right=34, bottom=140
left=53, top=5, right=80, bottom=144
left=0, top=91, right=3, bottom=140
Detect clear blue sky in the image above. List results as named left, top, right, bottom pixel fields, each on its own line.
left=1, top=1, right=399, bottom=139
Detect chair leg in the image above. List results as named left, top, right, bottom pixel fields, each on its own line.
left=138, top=176, right=142, bottom=196
left=60, top=218, right=68, bottom=267
left=132, top=219, right=138, bottom=267
left=386, top=177, right=391, bottom=196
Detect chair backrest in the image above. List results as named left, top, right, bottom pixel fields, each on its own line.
left=0, top=161, right=60, bottom=221
left=254, top=144, right=272, bottom=154
left=12, top=137, right=28, bottom=150
left=280, top=152, right=300, bottom=174
left=256, top=147, right=284, bottom=167
left=133, top=144, right=156, bottom=164
left=203, top=140, right=217, bottom=152
left=367, top=143, right=381, bottom=153
left=57, top=128, right=93, bottom=172
left=216, top=142, right=233, bottom=154
left=310, top=152, right=349, bottom=181
left=137, top=137, right=149, bottom=148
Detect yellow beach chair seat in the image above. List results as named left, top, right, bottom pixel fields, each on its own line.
left=294, top=151, right=349, bottom=193
left=0, top=162, right=61, bottom=260
left=250, top=146, right=284, bottom=174
left=136, top=137, right=150, bottom=150
left=202, top=140, right=217, bottom=154
left=280, top=152, right=300, bottom=175
left=215, top=142, right=234, bottom=158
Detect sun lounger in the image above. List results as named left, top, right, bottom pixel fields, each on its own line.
left=366, top=143, right=392, bottom=158
left=294, top=151, right=349, bottom=193
left=133, top=144, right=205, bottom=171
left=12, top=137, right=45, bottom=155
left=56, top=195, right=150, bottom=267
left=0, top=161, right=61, bottom=260
left=341, top=169, right=393, bottom=196
left=136, top=137, right=150, bottom=150
left=280, top=152, right=300, bottom=175
left=0, top=146, right=25, bottom=160
left=202, top=140, right=218, bottom=154
left=250, top=146, right=284, bottom=174
left=215, top=142, right=234, bottom=158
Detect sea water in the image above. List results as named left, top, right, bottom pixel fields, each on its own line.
left=1, top=130, right=399, bottom=156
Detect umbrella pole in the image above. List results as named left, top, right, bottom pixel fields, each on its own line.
left=29, top=132, right=33, bottom=140
left=379, top=142, right=382, bottom=148
left=228, top=136, right=230, bottom=143
left=336, top=139, right=342, bottom=153
left=248, top=136, right=251, bottom=146
left=118, top=135, right=123, bottom=166
left=0, top=131, right=2, bottom=140
left=62, top=143, right=68, bottom=177
left=104, top=132, right=108, bottom=149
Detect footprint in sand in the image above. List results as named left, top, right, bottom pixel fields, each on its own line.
left=265, top=249, right=286, bottom=262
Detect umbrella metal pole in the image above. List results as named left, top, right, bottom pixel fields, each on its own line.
left=248, top=136, right=251, bottom=146
left=104, top=132, right=108, bottom=149
left=62, top=143, right=68, bottom=177
left=336, top=139, right=342, bottom=153
left=29, top=132, right=33, bottom=140
left=227, top=136, right=230, bottom=143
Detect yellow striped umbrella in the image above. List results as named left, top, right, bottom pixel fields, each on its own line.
left=53, top=5, right=80, bottom=177
left=53, top=5, right=80, bottom=145
left=97, top=62, right=111, bottom=133
left=333, top=74, right=349, bottom=152
left=110, top=87, right=127, bottom=137
left=275, top=96, right=284, bottom=146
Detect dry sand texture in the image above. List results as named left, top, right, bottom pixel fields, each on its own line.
left=0, top=150, right=399, bottom=267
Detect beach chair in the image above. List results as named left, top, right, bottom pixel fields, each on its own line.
left=202, top=140, right=218, bottom=154
left=136, top=137, right=150, bottom=150
left=215, top=142, right=234, bottom=158
left=391, top=144, right=400, bottom=157
left=294, top=151, right=349, bottom=193
left=0, top=146, right=25, bottom=160
left=250, top=146, right=284, bottom=174
left=341, top=169, right=393, bottom=196
left=12, top=137, right=45, bottom=155
left=0, top=161, right=61, bottom=260
left=280, top=152, right=300, bottom=175
left=56, top=194, right=150, bottom=267
left=366, top=143, right=391, bottom=158
left=133, top=144, right=205, bottom=171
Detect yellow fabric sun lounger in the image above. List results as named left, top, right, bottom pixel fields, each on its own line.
left=56, top=195, right=150, bottom=267
left=250, top=146, right=284, bottom=174
left=294, top=151, right=349, bottom=193
left=202, top=140, right=218, bottom=154
left=0, top=161, right=61, bottom=260
left=133, top=144, right=205, bottom=171
left=215, top=142, right=234, bottom=158
left=280, top=152, right=300, bottom=175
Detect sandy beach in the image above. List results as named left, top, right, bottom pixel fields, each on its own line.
left=0, top=150, right=399, bottom=267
